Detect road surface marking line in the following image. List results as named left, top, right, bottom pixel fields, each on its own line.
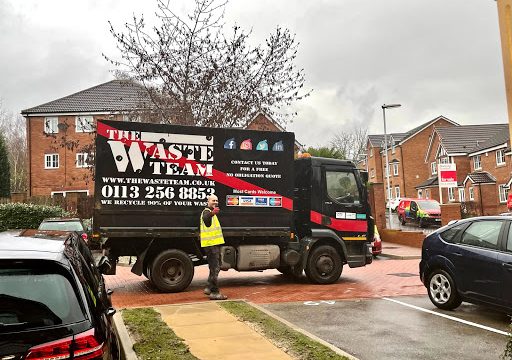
left=383, top=297, right=509, bottom=336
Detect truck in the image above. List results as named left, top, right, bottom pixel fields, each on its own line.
left=93, top=119, right=374, bottom=292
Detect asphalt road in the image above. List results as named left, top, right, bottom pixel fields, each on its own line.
left=262, top=295, right=510, bottom=360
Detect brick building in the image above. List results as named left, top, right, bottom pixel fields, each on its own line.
left=22, top=81, right=295, bottom=198
left=418, top=123, right=511, bottom=215
left=366, top=116, right=458, bottom=202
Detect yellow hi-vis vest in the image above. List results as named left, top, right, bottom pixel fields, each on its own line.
left=199, top=208, right=225, bottom=247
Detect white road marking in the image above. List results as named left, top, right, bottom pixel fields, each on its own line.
left=383, top=297, right=509, bottom=336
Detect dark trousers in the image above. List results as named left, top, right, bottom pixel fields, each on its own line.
left=205, top=245, right=221, bottom=293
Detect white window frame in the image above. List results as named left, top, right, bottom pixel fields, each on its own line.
left=75, top=116, right=94, bottom=133
left=44, top=117, right=59, bottom=134
left=370, top=149, right=373, bottom=157
left=448, top=187, right=455, bottom=202
left=418, top=190, right=423, bottom=198
left=458, top=188, right=466, bottom=202
left=395, top=186, right=400, bottom=198
left=469, top=187, right=474, bottom=200
left=44, top=154, right=59, bottom=169
left=431, top=161, right=437, bottom=175
left=76, top=153, right=90, bottom=168
left=387, top=187, right=392, bottom=200
left=496, top=150, right=506, bottom=166
left=425, top=189, right=429, bottom=199
left=439, top=157, right=450, bottom=164
left=499, top=184, right=508, bottom=203
left=393, top=163, right=399, bottom=176
left=473, top=155, right=481, bottom=170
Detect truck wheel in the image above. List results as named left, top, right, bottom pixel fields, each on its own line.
left=150, top=249, right=194, bottom=293
left=305, top=245, right=343, bottom=284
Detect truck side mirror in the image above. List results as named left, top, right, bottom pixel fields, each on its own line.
left=360, top=171, right=369, bottom=184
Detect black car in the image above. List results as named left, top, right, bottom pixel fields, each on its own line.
left=0, top=231, right=120, bottom=359
left=420, top=216, right=512, bottom=313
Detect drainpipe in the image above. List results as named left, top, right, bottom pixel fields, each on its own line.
left=26, top=115, right=31, bottom=197
left=400, top=145, right=406, bottom=196
left=479, top=183, right=484, bottom=216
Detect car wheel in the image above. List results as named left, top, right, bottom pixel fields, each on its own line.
left=305, top=245, right=343, bottom=284
left=419, top=218, right=424, bottom=228
left=150, top=249, right=194, bottom=292
left=427, top=269, right=462, bottom=310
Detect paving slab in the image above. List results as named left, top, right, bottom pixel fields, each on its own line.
left=157, top=302, right=293, bottom=360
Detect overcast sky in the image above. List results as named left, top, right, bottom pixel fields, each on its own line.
left=0, top=0, right=507, bottom=147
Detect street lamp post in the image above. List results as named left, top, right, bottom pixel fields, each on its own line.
left=382, top=104, right=401, bottom=229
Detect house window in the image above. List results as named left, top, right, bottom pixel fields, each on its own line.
left=391, top=143, right=396, bottom=154
left=425, top=189, right=429, bottom=199
left=496, top=150, right=506, bottom=166
left=499, top=185, right=508, bottom=203
left=44, top=117, right=58, bottom=134
left=448, top=187, right=455, bottom=201
left=370, top=149, right=373, bottom=157
left=469, top=187, right=474, bottom=200
left=439, top=157, right=450, bottom=164
left=44, top=154, right=59, bottom=169
left=473, top=155, right=481, bottom=170
left=431, top=162, right=437, bottom=175
left=76, top=116, right=94, bottom=133
left=459, top=188, right=466, bottom=202
left=76, top=153, right=90, bottom=168
left=395, top=186, right=400, bottom=198
left=370, top=169, right=375, bottom=178
left=393, top=163, right=399, bottom=176
left=387, top=187, right=392, bottom=200
left=418, top=190, right=423, bottom=198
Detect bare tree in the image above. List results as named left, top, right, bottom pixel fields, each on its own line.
left=105, top=0, right=309, bottom=127
left=0, top=102, right=27, bottom=192
left=330, top=126, right=368, bottom=161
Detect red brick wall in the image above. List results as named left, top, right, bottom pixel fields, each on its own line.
left=440, top=203, right=461, bottom=225
left=380, top=229, right=425, bottom=248
left=367, top=145, right=383, bottom=183
left=27, top=114, right=121, bottom=196
left=245, top=113, right=281, bottom=132
left=369, top=182, right=386, bottom=230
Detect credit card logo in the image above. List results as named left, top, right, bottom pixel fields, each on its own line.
left=226, top=196, right=239, bottom=206
left=255, top=197, right=268, bottom=206
left=268, top=197, right=282, bottom=207
left=240, top=196, right=255, bottom=206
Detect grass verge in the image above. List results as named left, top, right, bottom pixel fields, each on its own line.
left=219, top=301, right=349, bottom=360
left=122, top=307, right=198, bottom=360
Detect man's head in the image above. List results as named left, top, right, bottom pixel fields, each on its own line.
left=207, top=194, right=219, bottom=209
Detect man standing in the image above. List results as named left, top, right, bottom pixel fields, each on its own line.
left=200, top=194, right=228, bottom=300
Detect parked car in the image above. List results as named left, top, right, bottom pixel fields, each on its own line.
left=38, top=217, right=89, bottom=242
left=397, top=198, right=441, bottom=228
left=419, top=216, right=512, bottom=313
left=385, top=198, right=402, bottom=212
left=372, top=225, right=382, bottom=257
left=0, top=231, right=120, bottom=359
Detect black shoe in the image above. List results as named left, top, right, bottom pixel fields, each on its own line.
left=209, top=292, right=228, bottom=300
left=204, top=287, right=211, bottom=296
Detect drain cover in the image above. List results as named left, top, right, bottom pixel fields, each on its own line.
left=387, top=272, right=417, bottom=277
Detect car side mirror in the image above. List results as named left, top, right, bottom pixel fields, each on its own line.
left=97, top=256, right=111, bottom=274
left=105, top=307, right=116, bottom=317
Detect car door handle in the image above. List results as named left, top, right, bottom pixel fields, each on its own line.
left=502, top=263, right=512, bottom=271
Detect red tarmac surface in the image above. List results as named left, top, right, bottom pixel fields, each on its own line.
left=105, top=257, right=426, bottom=308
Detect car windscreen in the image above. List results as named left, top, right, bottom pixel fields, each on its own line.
left=417, top=201, right=440, bottom=211
left=0, top=261, right=86, bottom=332
left=39, top=221, right=84, bottom=232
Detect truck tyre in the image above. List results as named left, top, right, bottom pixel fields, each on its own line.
left=305, top=245, right=343, bottom=284
left=150, top=249, right=194, bottom=292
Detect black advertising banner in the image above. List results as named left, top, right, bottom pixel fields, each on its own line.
left=94, top=120, right=295, bottom=228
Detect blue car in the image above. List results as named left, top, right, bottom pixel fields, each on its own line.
left=419, top=216, right=512, bottom=313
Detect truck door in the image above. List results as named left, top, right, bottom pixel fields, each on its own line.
left=321, top=166, right=365, bottom=235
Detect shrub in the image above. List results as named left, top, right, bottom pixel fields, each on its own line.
left=0, top=203, right=68, bottom=231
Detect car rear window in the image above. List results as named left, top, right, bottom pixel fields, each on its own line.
left=440, top=223, right=467, bottom=243
left=0, top=261, right=86, bottom=332
left=39, top=221, right=84, bottom=232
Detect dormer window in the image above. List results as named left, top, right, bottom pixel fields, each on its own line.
left=473, top=155, right=481, bottom=170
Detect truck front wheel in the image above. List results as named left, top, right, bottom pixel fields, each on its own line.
left=305, top=245, right=343, bottom=284
left=150, top=249, right=194, bottom=292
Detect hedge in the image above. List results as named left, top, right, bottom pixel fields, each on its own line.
left=0, top=203, right=68, bottom=231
